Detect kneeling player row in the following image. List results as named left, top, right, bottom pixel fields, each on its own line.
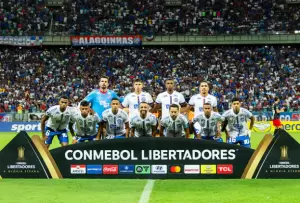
left=41, top=97, right=254, bottom=149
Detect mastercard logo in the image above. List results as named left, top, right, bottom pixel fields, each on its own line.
left=170, top=166, right=182, bottom=173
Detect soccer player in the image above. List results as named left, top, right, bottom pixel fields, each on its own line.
left=222, top=98, right=255, bottom=148
left=122, top=78, right=153, bottom=121
left=182, top=81, right=218, bottom=136
left=191, top=103, right=224, bottom=141
left=151, top=79, right=187, bottom=120
left=160, top=104, right=190, bottom=138
left=82, top=76, right=119, bottom=119
left=69, top=100, right=102, bottom=143
left=41, top=96, right=74, bottom=149
left=272, top=97, right=285, bottom=131
left=130, top=102, right=157, bottom=137
left=101, top=98, right=129, bottom=139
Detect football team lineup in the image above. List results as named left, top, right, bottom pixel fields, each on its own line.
left=38, top=77, right=261, bottom=149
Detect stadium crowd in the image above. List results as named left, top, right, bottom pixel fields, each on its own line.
left=1, top=0, right=300, bottom=36
left=0, top=46, right=299, bottom=114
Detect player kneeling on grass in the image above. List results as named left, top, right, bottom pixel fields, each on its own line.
left=101, top=98, right=129, bottom=139
left=160, top=104, right=189, bottom=138
left=41, top=96, right=74, bottom=149
left=69, top=100, right=102, bottom=143
left=191, top=103, right=224, bottom=141
left=130, top=102, right=157, bottom=137
left=222, top=98, right=254, bottom=148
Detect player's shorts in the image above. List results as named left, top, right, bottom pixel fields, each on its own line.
left=75, top=135, right=97, bottom=143
left=106, top=134, right=126, bottom=139
left=273, top=119, right=282, bottom=127
left=227, top=135, right=251, bottom=148
left=44, top=127, right=68, bottom=145
left=201, top=136, right=223, bottom=142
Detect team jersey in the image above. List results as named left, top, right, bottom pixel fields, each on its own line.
left=192, top=112, right=224, bottom=137
left=122, top=92, right=153, bottom=120
left=155, top=91, right=186, bottom=120
left=160, top=114, right=189, bottom=137
left=222, top=108, right=253, bottom=137
left=102, top=108, right=129, bottom=138
left=188, top=94, right=218, bottom=118
left=130, top=113, right=157, bottom=137
left=83, top=89, right=119, bottom=119
left=45, top=105, right=75, bottom=131
left=272, top=103, right=280, bottom=119
left=70, top=111, right=101, bottom=137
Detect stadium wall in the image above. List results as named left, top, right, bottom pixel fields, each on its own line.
left=40, top=34, right=300, bottom=45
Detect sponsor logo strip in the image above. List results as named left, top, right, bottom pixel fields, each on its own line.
left=184, top=165, right=200, bottom=174
left=217, top=164, right=233, bottom=174
left=201, top=165, right=216, bottom=174
left=103, top=165, right=118, bottom=175
left=119, top=165, right=134, bottom=174
left=87, top=165, right=102, bottom=174
left=151, top=165, right=167, bottom=174
left=135, top=165, right=151, bottom=174
left=70, top=165, right=86, bottom=174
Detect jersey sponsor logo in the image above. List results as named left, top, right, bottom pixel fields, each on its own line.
left=103, top=165, right=118, bottom=174
left=169, top=165, right=182, bottom=173
left=200, top=165, right=216, bottom=174
left=119, top=165, right=134, bottom=174
left=70, top=165, right=86, bottom=174
left=184, top=165, right=200, bottom=174
left=151, top=165, right=167, bottom=174
left=135, top=165, right=150, bottom=174
left=87, top=165, right=102, bottom=174
left=217, top=164, right=233, bottom=174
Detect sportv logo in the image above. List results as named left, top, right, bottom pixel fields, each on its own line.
left=11, top=124, right=41, bottom=132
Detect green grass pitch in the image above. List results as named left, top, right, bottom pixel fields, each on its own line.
left=0, top=131, right=299, bottom=203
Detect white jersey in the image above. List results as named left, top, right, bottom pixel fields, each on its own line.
left=45, top=105, right=75, bottom=131
left=122, top=92, right=153, bottom=120
left=188, top=94, right=218, bottom=118
left=222, top=108, right=253, bottom=137
left=130, top=113, right=157, bottom=137
left=160, top=114, right=189, bottom=138
left=155, top=91, right=186, bottom=120
left=192, top=112, right=224, bottom=137
left=102, top=108, right=129, bottom=138
left=70, top=111, right=101, bottom=136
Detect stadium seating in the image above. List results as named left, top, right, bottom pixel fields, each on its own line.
left=1, top=0, right=300, bottom=36
left=0, top=46, right=299, bottom=114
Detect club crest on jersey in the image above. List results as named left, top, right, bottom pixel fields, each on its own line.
left=240, top=116, right=245, bottom=122
left=200, top=120, right=205, bottom=127
left=117, top=118, right=123, bottom=124
left=141, top=97, right=146, bottom=102
left=78, top=119, right=83, bottom=126
left=174, top=98, right=178, bottom=102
